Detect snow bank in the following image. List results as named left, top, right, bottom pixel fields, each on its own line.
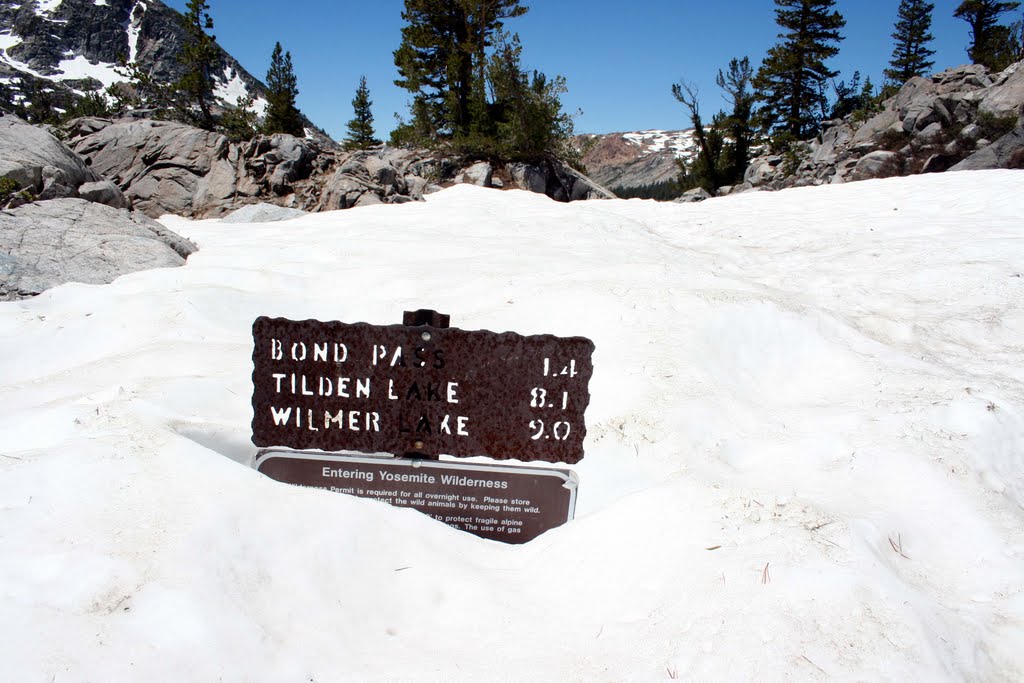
left=2, top=172, right=1023, bottom=681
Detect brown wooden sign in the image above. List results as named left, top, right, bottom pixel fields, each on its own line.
left=251, top=316, right=595, bottom=463
left=255, top=450, right=578, bottom=543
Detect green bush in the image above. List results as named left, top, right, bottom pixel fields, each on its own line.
left=0, top=176, right=20, bottom=204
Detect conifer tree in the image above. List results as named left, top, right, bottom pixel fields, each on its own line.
left=671, top=57, right=754, bottom=193
left=716, top=57, right=755, bottom=184
left=954, top=0, right=1021, bottom=69
left=176, top=0, right=218, bottom=130
left=393, top=0, right=527, bottom=143
left=753, top=0, right=846, bottom=140
left=345, top=76, right=381, bottom=149
left=886, top=0, right=936, bottom=83
left=263, top=42, right=303, bottom=137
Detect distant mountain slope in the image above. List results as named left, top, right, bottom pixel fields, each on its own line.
left=0, top=0, right=328, bottom=142
left=576, top=129, right=698, bottom=194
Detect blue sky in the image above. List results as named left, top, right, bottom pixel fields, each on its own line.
left=164, top=1, right=995, bottom=140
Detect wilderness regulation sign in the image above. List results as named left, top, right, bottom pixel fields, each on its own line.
left=251, top=317, right=595, bottom=463
left=255, top=450, right=578, bottom=544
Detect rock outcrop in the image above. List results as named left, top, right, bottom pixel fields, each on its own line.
left=0, top=113, right=129, bottom=209
left=0, top=198, right=196, bottom=299
left=743, top=62, right=1024, bottom=192
left=63, top=116, right=613, bottom=218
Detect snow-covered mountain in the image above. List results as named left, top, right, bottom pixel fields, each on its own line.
left=0, top=0, right=267, bottom=119
left=577, top=128, right=699, bottom=194
left=3, top=172, right=1024, bottom=680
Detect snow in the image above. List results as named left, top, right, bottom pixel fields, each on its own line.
left=250, top=95, right=268, bottom=118
left=124, top=1, right=147, bottom=64
left=0, top=32, right=22, bottom=51
left=34, top=0, right=63, bottom=15
left=2, top=172, right=1024, bottom=680
left=94, top=0, right=109, bottom=6
left=56, top=55, right=121, bottom=88
left=622, top=129, right=700, bottom=159
left=213, top=66, right=248, bottom=104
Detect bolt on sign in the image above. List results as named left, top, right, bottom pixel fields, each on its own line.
left=251, top=316, right=595, bottom=463
left=255, top=450, right=578, bottom=544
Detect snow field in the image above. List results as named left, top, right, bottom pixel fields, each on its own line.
left=1, top=172, right=1023, bottom=680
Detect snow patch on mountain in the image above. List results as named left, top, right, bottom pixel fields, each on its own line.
left=56, top=55, right=121, bottom=88
left=621, top=129, right=700, bottom=159
left=35, top=0, right=63, bottom=15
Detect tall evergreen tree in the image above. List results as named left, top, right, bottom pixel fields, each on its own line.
left=392, top=0, right=527, bottom=143
left=753, top=0, right=846, bottom=140
left=345, top=76, right=381, bottom=149
left=263, top=42, right=303, bottom=137
left=954, top=0, right=1021, bottom=69
left=886, top=0, right=937, bottom=83
left=716, top=57, right=756, bottom=184
left=176, top=0, right=218, bottom=130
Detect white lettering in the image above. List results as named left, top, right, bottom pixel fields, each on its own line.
left=388, top=379, right=398, bottom=400
left=307, top=409, right=318, bottom=431
left=372, top=345, right=386, bottom=365
left=272, top=373, right=287, bottom=392
left=313, top=342, right=328, bottom=362
left=334, top=343, right=348, bottom=362
left=457, top=416, right=469, bottom=436
left=348, top=411, right=361, bottom=431
left=338, top=377, right=350, bottom=398
left=319, top=376, right=333, bottom=396
left=439, top=414, right=452, bottom=435
left=291, top=342, right=307, bottom=361
left=270, top=406, right=292, bottom=425
left=447, top=381, right=459, bottom=404
left=271, top=339, right=283, bottom=360
left=301, top=375, right=314, bottom=396
left=389, top=347, right=403, bottom=367
left=356, top=378, right=371, bottom=399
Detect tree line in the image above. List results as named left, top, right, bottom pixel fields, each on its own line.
left=672, top=0, right=1023, bottom=195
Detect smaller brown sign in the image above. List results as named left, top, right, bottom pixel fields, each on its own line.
left=254, top=450, right=578, bottom=544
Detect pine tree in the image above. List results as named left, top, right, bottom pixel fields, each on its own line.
left=753, top=0, right=846, bottom=140
left=344, top=76, right=381, bottom=149
left=716, top=57, right=755, bottom=184
left=886, top=0, right=936, bottom=83
left=392, top=0, right=527, bottom=143
left=262, top=42, right=303, bottom=137
left=954, top=0, right=1022, bottom=69
left=176, top=0, right=218, bottom=130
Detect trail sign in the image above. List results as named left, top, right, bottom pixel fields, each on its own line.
left=251, top=316, right=595, bottom=463
left=255, top=450, right=578, bottom=544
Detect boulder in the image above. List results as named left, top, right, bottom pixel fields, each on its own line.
left=508, top=162, right=547, bottom=193
left=0, top=114, right=128, bottom=209
left=0, top=199, right=196, bottom=299
left=67, top=117, right=228, bottom=217
left=979, top=62, right=1024, bottom=119
left=950, top=126, right=1024, bottom=170
left=220, top=203, right=308, bottom=224
left=674, top=187, right=711, bottom=203
left=457, top=161, right=493, bottom=187
left=852, top=151, right=899, bottom=180
left=77, top=180, right=131, bottom=210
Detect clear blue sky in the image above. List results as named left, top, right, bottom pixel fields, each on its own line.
left=165, top=1, right=993, bottom=140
